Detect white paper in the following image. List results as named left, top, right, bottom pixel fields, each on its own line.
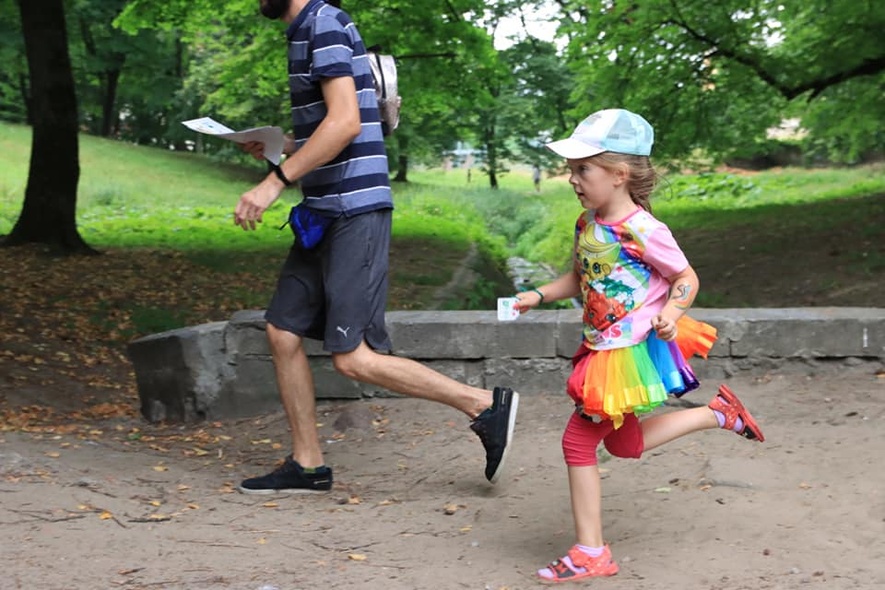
left=181, top=116, right=286, bottom=165
left=497, top=297, right=520, bottom=321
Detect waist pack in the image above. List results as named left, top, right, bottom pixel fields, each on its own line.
left=283, top=202, right=336, bottom=249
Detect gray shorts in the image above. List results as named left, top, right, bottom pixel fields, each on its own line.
left=265, top=208, right=392, bottom=353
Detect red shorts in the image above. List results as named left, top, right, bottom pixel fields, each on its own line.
left=561, top=411, right=644, bottom=467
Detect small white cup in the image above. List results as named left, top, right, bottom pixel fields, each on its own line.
left=497, top=297, right=520, bottom=321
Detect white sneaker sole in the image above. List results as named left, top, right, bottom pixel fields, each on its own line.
left=488, top=391, right=519, bottom=484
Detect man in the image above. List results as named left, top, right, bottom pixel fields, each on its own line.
left=234, top=0, right=519, bottom=494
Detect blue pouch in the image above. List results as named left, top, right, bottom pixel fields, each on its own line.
left=283, top=202, right=336, bottom=249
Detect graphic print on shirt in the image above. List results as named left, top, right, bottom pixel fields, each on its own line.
left=576, top=213, right=653, bottom=347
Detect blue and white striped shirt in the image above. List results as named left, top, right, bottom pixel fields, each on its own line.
left=285, top=0, right=393, bottom=215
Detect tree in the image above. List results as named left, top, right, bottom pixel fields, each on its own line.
left=502, top=38, right=572, bottom=171
left=553, top=0, right=885, bottom=162
left=3, top=0, right=93, bottom=253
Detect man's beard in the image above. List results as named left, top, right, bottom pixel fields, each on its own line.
left=260, top=0, right=290, bottom=19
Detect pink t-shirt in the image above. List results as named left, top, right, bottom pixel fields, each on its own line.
left=574, top=208, right=688, bottom=350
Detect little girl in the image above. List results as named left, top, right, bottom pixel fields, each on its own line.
left=515, top=109, right=764, bottom=584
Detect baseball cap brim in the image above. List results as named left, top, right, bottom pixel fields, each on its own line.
left=545, top=138, right=607, bottom=159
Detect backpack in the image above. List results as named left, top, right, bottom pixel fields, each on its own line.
left=367, top=47, right=401, bottom=136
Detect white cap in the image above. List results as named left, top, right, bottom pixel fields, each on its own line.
left=546, top=108, right=654, bottom=158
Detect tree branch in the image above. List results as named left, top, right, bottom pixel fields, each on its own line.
left=662, top=12, right=885, bottom=101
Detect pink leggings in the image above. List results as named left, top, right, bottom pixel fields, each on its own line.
left=562, top=411, right=645, bottom=466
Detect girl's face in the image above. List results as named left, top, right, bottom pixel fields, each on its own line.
left=566, top=157, right=627, bottom=212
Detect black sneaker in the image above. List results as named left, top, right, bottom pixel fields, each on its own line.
left=238, top=456, right=333, bottom=495
left=470, top=386, right=519, bottom=484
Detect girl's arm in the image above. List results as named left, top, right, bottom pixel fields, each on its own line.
left=652, top=265, right=699, bottom=341
left=514, top=271, right=581, bottom=313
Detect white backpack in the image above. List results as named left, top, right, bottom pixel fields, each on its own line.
left=367, top=49, right=401, bottom=136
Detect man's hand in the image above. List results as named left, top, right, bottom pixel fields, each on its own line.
left=238, top=140, right=266, bottom=161
left=234, top=178, right=283, bottom=230
left=651, top=314, right=678, bottom=341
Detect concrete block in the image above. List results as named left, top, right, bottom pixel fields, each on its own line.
left=128, top=322, right=230, bottom=422
left=483, top=357, right=571, bottom=395
left=556, top=309, right=584, bottom=358
left=386, top=311, right=500, bottom=358
left=128, top=307, right=885, bottom=424
left=212, top=355, right=280, bottom=418
left=725, top=308, right=885, bottom=358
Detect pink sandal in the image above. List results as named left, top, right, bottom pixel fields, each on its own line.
left=709, top=385, right=765, bottom=442
left=538, top=545, right=619, bottom=584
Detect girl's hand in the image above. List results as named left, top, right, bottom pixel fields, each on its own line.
left=652, top=314, right=678, bottom=341
left=515, top=289, right=544, bottom=313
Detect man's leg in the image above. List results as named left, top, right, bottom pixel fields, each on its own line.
left=323, top=211, right=519, bottom=483
left=332, top=341, right=519, bottom=483
left=237, top=324, right=335, bottom=495
left=267, top=324, right=324, bottom=468
left=332, top=341, right=490, bottom=418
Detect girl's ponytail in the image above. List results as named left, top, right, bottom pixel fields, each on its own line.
left=591, top=153, right=659, bottom=213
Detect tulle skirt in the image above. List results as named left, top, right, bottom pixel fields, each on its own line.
left=566, top=316, right=717, bottom=429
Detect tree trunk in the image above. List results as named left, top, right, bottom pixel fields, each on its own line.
left=393, top=153, right=409, bottom=182
left=100, top=67, right=122, bottom=137
left=483, top=123, right=499, bottom=189
left=391, top=134, right=408, bottom=182
left=4, top=0, right=94, bottom=254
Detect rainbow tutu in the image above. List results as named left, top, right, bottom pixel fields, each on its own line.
left=566, top=316, right=717, bottom=429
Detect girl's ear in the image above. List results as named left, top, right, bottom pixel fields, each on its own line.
left=612, top=163, right=630, bottom=186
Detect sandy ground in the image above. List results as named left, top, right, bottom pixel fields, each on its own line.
left=1, top=367, right=884, bottom=590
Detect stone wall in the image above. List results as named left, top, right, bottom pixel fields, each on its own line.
left=127, top=308, right=885, bottom=423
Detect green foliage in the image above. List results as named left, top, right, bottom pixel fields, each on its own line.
left=558, top=0, right=884, bottom=163
left=658, top=174, right=760, bottom=203
left=798, top=78, right=885, bottom=164
left=0, top=0, right=26, bottom=123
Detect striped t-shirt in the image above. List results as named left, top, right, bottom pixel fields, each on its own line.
left=285, top=0, right=393, bottom=215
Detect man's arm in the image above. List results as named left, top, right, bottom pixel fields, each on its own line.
left=234, top=76, right=362, bottom=230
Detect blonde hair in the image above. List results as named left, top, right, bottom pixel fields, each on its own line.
left=591, top=152, right=659, bottom=213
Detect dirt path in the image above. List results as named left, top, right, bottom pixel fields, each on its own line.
left=2, top=368, right=883, bottom=590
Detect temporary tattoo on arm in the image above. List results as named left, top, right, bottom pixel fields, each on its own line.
left=670, top=283, right=693, bottom=310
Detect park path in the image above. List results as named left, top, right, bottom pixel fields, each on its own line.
left=1, top=368, right=883, bottom=590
